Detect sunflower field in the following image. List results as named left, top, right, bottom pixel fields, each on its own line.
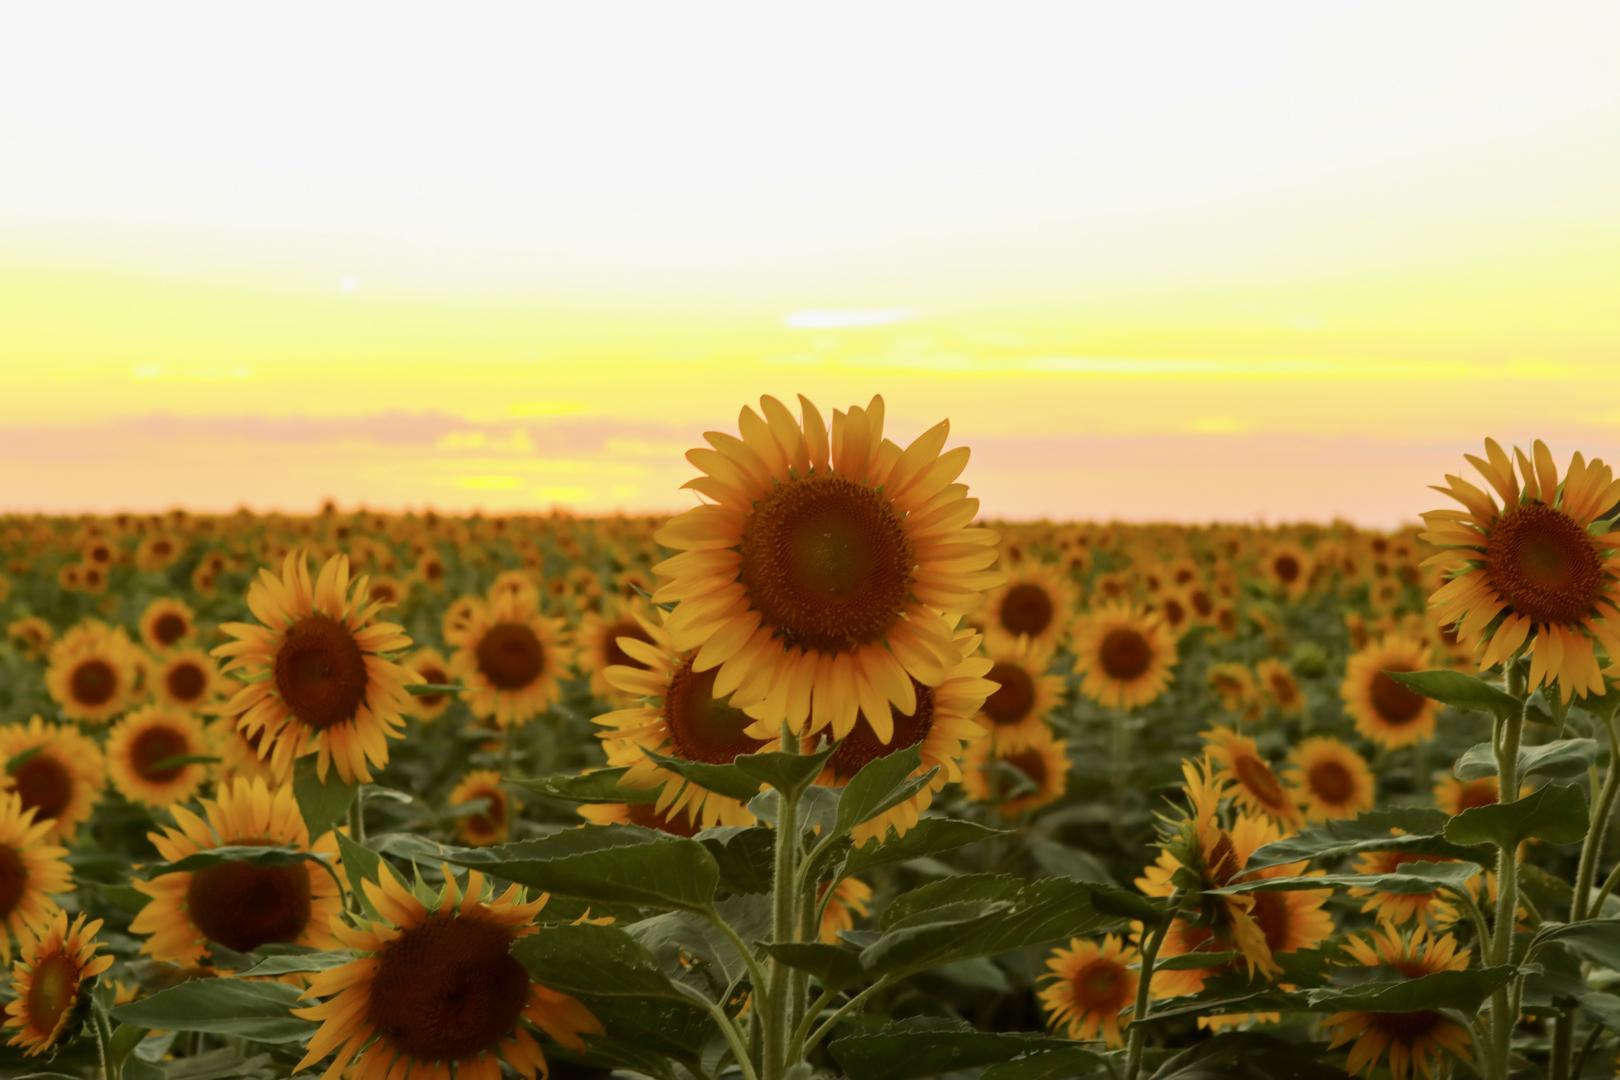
left=2, top=395, right=1619, bottom=1080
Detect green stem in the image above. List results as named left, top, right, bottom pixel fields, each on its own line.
left=801, top=977, right=893, bottom=1054
left=676, top=985, right=760, bottom=1080
left=763, top=740, right=803, bottom=1080
left=1488, top=665, right=1527, bottom=1080
left=93, top=1004, right=119, bottom=1080
left=1594, top=857, right=1620, bottom=915
left=349, top=785, right=367, bottom=844
left=1124, top=893, right=1182, bottom=1080
left=701, top=908, right=770, bottom=1017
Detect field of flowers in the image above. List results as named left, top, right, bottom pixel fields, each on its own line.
left=1, top=396, right=1617, bottom=1080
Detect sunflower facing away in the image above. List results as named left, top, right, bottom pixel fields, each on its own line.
left=652, top=394, right=1002, bottom=743
left=293, top=864, right=603, bottom=1080
left=1286, top=737, right=1376, bottom=821
left=131, top=777, right=343, bottom=966
left=1322, top=926, right=1472, bottom=1079
left=0, top=793, right=73, bottom=962
left=106, top=706, right=211, bottom=808
left=216, top=551, right=416, bottom=783
left=1039, top=934, right=1139, bottom=1048
left=1071, top=602, right=1177, bottom=710
left=1341, top=635, right=1441, bottom=750
left=0, top=716, right=105, bottom=843
left=4, top=909, right=114, bottom=1057
left=45, top=619, right=141, bottom=724
left=448, top=588, right=572, bottom=729
left=1424, top=438, right=1620, bottom=700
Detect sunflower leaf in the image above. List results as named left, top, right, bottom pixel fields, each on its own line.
left=844, top=818, right=1007, bottom=876
left=508, top=767, right=659, bottom=804
left=1530, top=919, right=1620, bottom=972
left=1453, top=738, right=1603, bottom=781
left=335, top=830, right=382, bottom=918
left=235, top=949, right=354, bottom=978
left=110, top=979, right=316, bottom=1044
left=404, top=682, right=461, bottom=696
left=1300, top=965, right=1515, bottom=1011
left=760, top=942, right=866, bottom=992
left=1444, top=782, right=1589, bottom=847
left=1245, top=807, right=1487, bottom=870
left=833, top=745, right=928, bottom=837
left=1385, top=669, right=1524, bottom=720
left=1211, top=861, right=1482, bottom=896
left=438, top=826, right=721, bottom=910
left=828, top=1017, right=1088, bottom=1080
left=641, top=748, right=766, bottom=801
left=292, top=757, right=357, bottom=839
left=149, top=844, right=326, bottom=876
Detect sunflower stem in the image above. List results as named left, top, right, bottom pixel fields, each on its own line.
left=1124, top=890, right=1181, bottom=1080
left=349, top=784, right=366, bottom=845
left=764, top=728, right=803, bottom=1080
left=92, top=1002, right=119, bottom=1080
left=1487, top=666, right=1527, bottom=1080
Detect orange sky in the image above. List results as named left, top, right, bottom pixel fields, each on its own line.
left=2, top=4, right=1617, bottom=525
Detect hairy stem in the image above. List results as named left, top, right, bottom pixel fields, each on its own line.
left=1124, top=893, right=1182, bottom=1080
left=1487, top=665, right=1527, bottom=1080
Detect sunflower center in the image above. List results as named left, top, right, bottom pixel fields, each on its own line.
left=1001, top=747, right=1049, bottom=793
left=475, top=622, right=546, bottom=691
left=737, top=473, right=914, bottom=653
left=998, top=583, right=1055, bottom=638
left=1098, top=628, right=1152, bottom=681
left=603, top=620, right=653, bottom=669
left=1457, top=779, right=1500, bottom=811
left=165, top=661, right=208, bottom=703
left=25, top=952, right=78, bottom=1038
left=662, top=660, right=768, bottom=765
left=368, top=913, right=530, bottom=1063
left=1372, top=1009, right=1445, bottom=1041
left=828, top=682, right=936, bottom=780
left=415, top=664, right=450, bottom=708
left=466, top=787, right=507, bottom=832
left=12, top=754, right=74, bottom=822
left=625, top=801, right=701, bottom=836
left=1232, top=754, right=1288, bottom=809
left=274, top=615, right=370, bottom=729
left=70, top=660, right=117, bottom=707
left=1273, top=554, right=1301, bottom=583
left=186, top=860, right=312, bottom=953
left=1307, top=759, right=1356, bottom=804
left=1204, top=831, right=1241, bottom=887
left=1250, top=889, right=1291, bottom=952
left=982, top=663, right=1036, bottom=727
left=1485, top=502, right=1605, bottom=624
left=0, top=845, right=26, bottom=917
left=1072, top=958, right=1130, bottom=1010
left=153, top=613, right=187, bottom=646
left=131, top=725, right=190, bottom=782
left=1369, top=669, right=1426, bottom=726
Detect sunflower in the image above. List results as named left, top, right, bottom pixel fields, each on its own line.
left=972, top=638, right=1062, bottom=753
left=5, top=616, right=53, bottom=660
left=0, top=793, right=72, bottom=961
left=215, top=551, right=416, bottom=783
left=1286, top=737, right=1375, bottom=821
left=139, top=598, right=196, bottom=652
left=207, top=717, right=281, bottom=786
left=1255, top=658, right=1303, bottom=717
left=150, top=647, right=226, bottom=712
left=652, top=394, right=1002, bottom=742
left=1434, top=775, right=1518, bottom=815
left=1349, top=849, right=1478, bottom=926
left=961, top=723, right=1069, bottom=818
left=593, top=613, right=771, bottom=829
left=365, top=574, right=408, bottom=607
left=1207, top=662, right=1258, bottom=716
left=45, top=619, right=141, bottom=724
left=450, top=770, right=513, bottom=846
left=3, top=909, right=114, bottom=1057
left=1071, top=602, right=1177, bottom=709
left=404, top=647, right=456, bottom=722
left=448, top=589, right=572, bottom=730
left=131, top=777, right=343, bottom=966
left=1322, top=926, right=1472, bottom=1079
left=0, top=716, right=105, bottom=842
left=1424, top=439, right=1620, bottom=701
left=1342, top=635, right=1440, bottom=749
left=1202, top=726, right=1299, bottom=827
left=293, top=863, right=603, bottom=1080
left=819, top=877, right=873, bottom=943
left=577, top=800, right=702, bottom=837
left=577, top=598, right=659, bottom=703
left=134, top=533, right=183, bottom=572
left=815, top=627, right=996, bottom=844
left=106, top=706, right=211, bottom=808
left=982, top=563, right=1076, bottom=655
left=1038, top=934, right=1139, bottom=1048
left=1262, top=541, right=1314, bottom=600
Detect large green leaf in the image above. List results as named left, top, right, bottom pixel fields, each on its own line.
left=335, top=830, right=381, bottom=918
left=1386, top=669, right=1523, bottom=720
left=1301, top=966, right=1514, bottom=1012
left=760, top=942, right=865, bottom=991
left=697, top=825, right=776, bottom=894
left=440, top=826, right=721, bottom=910
left=1246, top=807, right=1485, bottom=870
left=513, top=922, right=692, bottom=1001
left=508, top=768, right=658, bottom=804
left=844, top=817, right=1007, bottom=875
left=150, top=844, right=325, bottom=877
left=1212, top=861, right=1481, bottom=896
left=1454, top=738, right=1603, bottom=781
left=828, top=1017, right=1085, bottom=1080
left=1444, top=783, right=1589, bottom=847
left=834, top=746, right=930, bottom=836
left=733, top=743, right=839, bottom=796
left=1533, top=920, right=1620, bottom=972
left=111, top=979, right=315, bottom=1044
left=292, top=758, right=357, bottom=840
left=1149, top=1032, right=1351, bottom=1080
left=641, top=748, right=766, bottom=801
left=982, top=1048, right=1111, bottom=1080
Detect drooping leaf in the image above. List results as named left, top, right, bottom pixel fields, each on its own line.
left=1453, top=738, right=1603, bottom=781
left=1385, top=669, right=1524, bottom=720
left=439, top=826, right=721, bottom=910
left=697, top=825, right=776, bottom=894
left=513, top=921, right=692, bottom=1001
left=1246, top=807, right=1486, bottom=870
left=335, top=830, right=382, bottom=918
left=1212, top=861, right=1482, bottom=896
left=760, top=942, right=865, bottom=991
left=1300, top=966, right=1514, bottom=1012
left=640, top=747, right=765, bottom=801
left=404, top=682, right=461, bottom=696
left=149, top=845, right=326, bottom=877
left=235, top=950, right=353, bottom=978
left=292, top=758, right=356, bottom=840
left=828, top=1017, right=1086, bottom=1080
left=843, top=818, right=1007, bottom=875
left=111, top=979, right=315, bottom=1044
left=508, top=768, right=658, bottom=804
left=732, top=743, right=839, bottom=796
left=1444, top=783, right=1589, bottom=847
left=1533, top=919, right=1620, bottom=972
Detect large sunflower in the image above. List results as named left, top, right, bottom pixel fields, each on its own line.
left=1286, top=737, right=1375, bottom=821
left=106, top=706, right=210, bottom=808
left=652, top=394, right=1002, bottom=742
left=3, top=909, right=114, bottom=1057
left=45, top=619, right=141, bottom=724
left=293, top=864, right=603, bottom=1080
left=131, top=777, right=343, bottom=966
left=1038, top=934, right=1139, bottom=1048
left=0, top=716, right=105, bottom=843
left=1424, top=439, right=1620, bottom=700
left=982, top=563, right=1076, bottom=655
left=448, top=589, right=572, bottom=729
left=215, top=551, right=416, bottom=783
left=1341, top=635, right=1440, bottom=749
left=1071, top=602, right=1176, bottom=709
left=1322, top=926, right=1472, bottom=1079
left=0, top=793, right=72, bottom=961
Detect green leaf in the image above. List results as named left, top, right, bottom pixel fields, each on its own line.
left=441, top=826, right=721, bottom=910
left=5, top=744, right=47, bottom=772
left=1149, top=1032, right=1351, bottom=1080
left=733, top=743, right=839, bottom=795
left=828, top=1017, right=1086, bottom=1080
left=335, top=830, right=382, bottom=918
left=513, top=922, right=692, bottom=1001
left=1246, top=807, right=1485, bottom=870
left=1533, top=920, right=1620, bottom=972
left=982, top=1048, right=1111, bottom=1080
left=760, top=942, right=865, bottom=991
left=110, top=979, right=315, bottom=1044
left=833, top=745, right=930, bottom=837
left=508, top=768, right=658, bottom=804
left=149, top=753, right=222, bottom=771
left=641, top=747, right=765, bottom=801
left=405, top=682, right=461, bottom=696
left=1301, top=966, right=1514, bottom=1012
left=1157, top=950, right=1241, bottom=971
left=1445, top=783, right=1589, bottom=847
left=1212, top=861, right=1482, bottom=896
left=235, top=950, right=353, bottom=978
left=150, top=844, right=325, bottom=876
left=1454, top=738, right=1603, bottom=781
left=844, top=818, right=1007, bottom=875
left=697, top=825, right=776, bottom=894
left=1386, top=669, right=1523, bottom=720
left=292, top=757, right=356, bottom=839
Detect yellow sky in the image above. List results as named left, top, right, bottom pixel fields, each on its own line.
left=2, top=3, right=1617, bottom=524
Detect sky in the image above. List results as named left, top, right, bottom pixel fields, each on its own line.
left=2, top=2, right=1617, bottom=525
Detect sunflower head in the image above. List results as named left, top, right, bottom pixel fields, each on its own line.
left=1039, top=934, right=1140, bottom=1048
left=4, top=909, right=114, bottom=1057
left=45, top=620, right=141, bottom=724
left=1287, top=737, right=1375, bottom=821
left=1341, top=635, right=1441, bottom=750
left=448, top=588, right=573, bottom=729
left=450, top=770, right=513, bottom=846
left=1322, top=925, right=1472, bottom=1079
left=0, top=716, right=105, bottom=843
left=1071, top=602, right=1177, bottom=710
left=107, top=706, right=210, bottom=808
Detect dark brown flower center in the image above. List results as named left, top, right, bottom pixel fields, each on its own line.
left=1072, top=958, right=1131, bottom=1010
left=982, top=663, right=1036, bottom=727
left=1098, top=627, right=1152, bottom=681
left=165, top=661, right=208, bottom=703
left=1232, top=753, right=1288, bottom=809
left=475, top=623, right=545, bottom=691
left=662, top=660, right=767, bottom=765
left=25, top=952, right=78, bottom=1039
left=1485, top=502, right=1605, bottom=625
left=274, top=616, right=369, bottom=729
left=1002, top=747, right=1050, bottom=794
left=131, top=725, right=191, bottom=782
left=464, top=786, right=507, bottom=834
left=415, top=665, right=449, bottom=708
left=602, top=620, right=653, bottom=669
left=186, top=860, right=312, bottom=953
left=1371, top=1009, right=1446, bottom=1042
left=1457, top=779, right=1499, bottom=811
left=70, top=660, right=117, bottom=707
left=153, top=612, right=187, bottom=646
left=738, top=473, right=914, bottom=653
left=0, top=845, right=26, bottom=918
left=1273, top=554, right=1301, bottom=583
left=370, top=582, right=399, bottom=604
left=1251, top=889, right=1292, bottom=952
left=998, top=583, right=1055, bottom=638
left=1307, top=759, right=1356, bottom=804
left=828, top=682, right=935, bottom=780
left=368, top=914, right=530, bottom=1063
left=625, top=801, right=700, bottom=836
left=11, top=754, right=73, bottom=822
left=1370, top=669, right=1426, bottom=726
